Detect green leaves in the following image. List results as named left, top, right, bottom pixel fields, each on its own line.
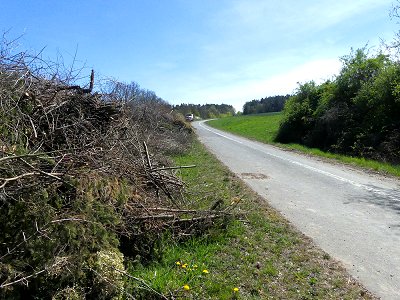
left=276, top=48, right=400, bottom=163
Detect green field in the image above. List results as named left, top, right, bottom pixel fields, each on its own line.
left=207, top=113, right=400, bottom=177
left=208, top=112, right=283, bottom=144
left=130, top=140, right=375, bottom=299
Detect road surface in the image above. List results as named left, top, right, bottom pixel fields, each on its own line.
left=193, top=121, right=400, bottom=300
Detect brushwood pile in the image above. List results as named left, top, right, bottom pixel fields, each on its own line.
left=0, top=41, right=226, bottom=299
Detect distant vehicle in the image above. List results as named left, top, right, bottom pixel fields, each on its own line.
left=185, top=113, right=194, bottom=121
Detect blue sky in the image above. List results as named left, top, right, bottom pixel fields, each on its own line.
left=1, top=1, right=398, bottom=111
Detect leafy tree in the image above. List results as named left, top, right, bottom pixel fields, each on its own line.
left=275, top=83, right=320, bottom=144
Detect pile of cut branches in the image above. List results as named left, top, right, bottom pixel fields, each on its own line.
left=0, top=37, right=232, bottom=299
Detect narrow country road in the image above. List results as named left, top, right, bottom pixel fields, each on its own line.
left=193, top=121, right=400, bottom=300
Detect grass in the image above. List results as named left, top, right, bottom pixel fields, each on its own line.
left=208, top=112, right=282, bottom=144
left=127, top=139, right=376, bottom=299
left=207, top=113, right=400, bottom=177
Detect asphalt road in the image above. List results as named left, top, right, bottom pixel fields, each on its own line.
left=193, top=120, right=400, bottom=300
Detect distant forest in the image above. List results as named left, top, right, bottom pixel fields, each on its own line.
left=242, top=95, right=290, bottom=115
left=174, top=103, right=236, bottom=119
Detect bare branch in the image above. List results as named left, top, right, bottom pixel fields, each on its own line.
left=0, top=172, right=37, bottom=188
left=151, top=165, right=196, bottom=172
left=0, top=269, right=46, bottom=289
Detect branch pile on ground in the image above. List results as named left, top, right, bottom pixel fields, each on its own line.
left=0, top=42, right=232, bottom=299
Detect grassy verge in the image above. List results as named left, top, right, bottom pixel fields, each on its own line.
left=128, top=139, right=375, bottom=299
left=207, top=114, right=400, bottom=177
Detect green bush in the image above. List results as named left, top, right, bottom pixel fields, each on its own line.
left=276, top=48, right=400, bottom=163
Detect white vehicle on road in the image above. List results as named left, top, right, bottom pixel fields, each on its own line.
left=185, top=113, right=194, bottom=121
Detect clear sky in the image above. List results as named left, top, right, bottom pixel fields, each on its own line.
left=1, top=1, right=398, bottom=111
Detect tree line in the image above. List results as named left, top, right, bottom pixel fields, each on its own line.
left=174, top=103, right=236, bottom=119
left=276, top=48, right=400, bottom=164
left=104, top=83, right=237, bottom=120
left=243, top=94, right=290, bottom=115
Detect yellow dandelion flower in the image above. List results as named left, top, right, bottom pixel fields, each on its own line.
left=183, top=284, right=190, bottom=291
left=182, top=263, right=188, bottom=268
left=176, top=261, right=181, bottom=266
left=233, top=287, right=239, bottom=293
left=202, top=269, right=209, bottom=274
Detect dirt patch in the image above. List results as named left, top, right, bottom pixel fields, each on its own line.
left=240, top=172, right=269, bottom=179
